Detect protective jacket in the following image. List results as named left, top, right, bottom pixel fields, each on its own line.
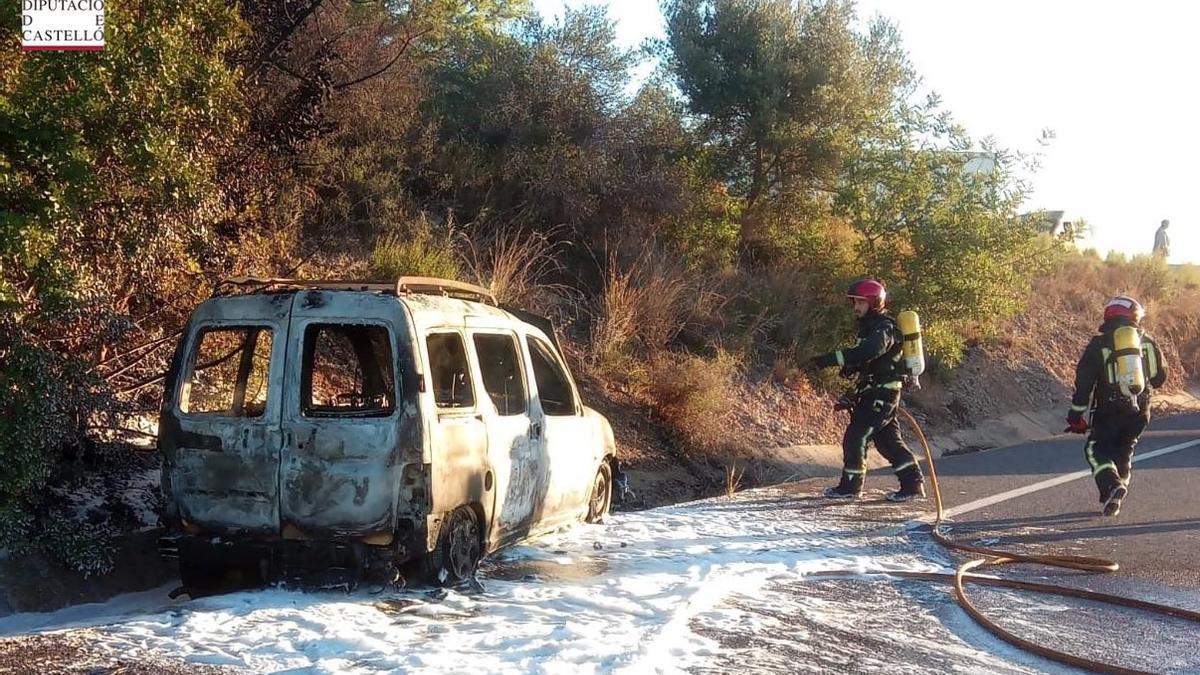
left=1068, top=318, right=1167, bottom=420
left=814, top=310, right=906, bottom=390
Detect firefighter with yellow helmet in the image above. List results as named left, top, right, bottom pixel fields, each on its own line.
left=1065, top=296, right=1167, bottom=516
left=807, top=278, right=925, bottom=502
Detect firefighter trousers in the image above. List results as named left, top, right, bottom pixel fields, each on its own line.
left=1084, top=406, right=1150, bottom=498
left=841, top=387, right=922, bottom=485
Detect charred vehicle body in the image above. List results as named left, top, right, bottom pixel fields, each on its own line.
left=158, top=277, right=620, bottom=589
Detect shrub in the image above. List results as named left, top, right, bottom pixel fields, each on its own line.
left=0, top=326, right=100, bottom=518
left=645, top=350, right=741, bottom=453
left=41, top=511, right=116, bottom=578
left=587, top=247, right=722, bottom=374
left=369, top=227, right=461, bottom=281
left=461, top=227, right=566, bottom=312
left=739, top=261, right=852, bottom=360
left=664, top=167, right=742, bottom=271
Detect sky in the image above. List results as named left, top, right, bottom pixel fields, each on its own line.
left=531, top=0, right=1200, bottom=264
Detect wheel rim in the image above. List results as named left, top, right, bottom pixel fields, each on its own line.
left=590, top=469, right=609, bottom=517
left=447, top=511, right=481, bottom=580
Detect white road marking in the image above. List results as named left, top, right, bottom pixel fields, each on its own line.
left=921, top=438, right=1200, bottom=523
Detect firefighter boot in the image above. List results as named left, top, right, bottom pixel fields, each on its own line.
left=1096, top=470, right=1127, bottom=516
left=823, top=473, right=863, bottom=499
left=886, top=466, right=926, bottom=503
left=1102, top=484, right=1128, bottom=517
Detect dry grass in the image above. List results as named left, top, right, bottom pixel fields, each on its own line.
left=1025, top=253, right=1200, bottom=386
left=460, top=227, right=568, bottom=313
left=588, top=247, right=723, bottom=375
left=644, top=349, right=741, bottom=453
left=731, top=260, right=851, bottom=364
left=1146, top=290, right=1200, bottom=386
left=583, top=244, right=735, bottom=458
left=724, top=461, right=745, bottom=497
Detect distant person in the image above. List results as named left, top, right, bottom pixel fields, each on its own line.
left=1153, top=219, right=1170, bottom=258
left=1064, top=296, right=1167, bottom=516
left=806, top=278, right=925, bottom=502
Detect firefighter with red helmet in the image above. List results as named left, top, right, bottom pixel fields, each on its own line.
left=807, top=278, right=925, bottom=501
left=1065, top=295, right=1167, bottom=516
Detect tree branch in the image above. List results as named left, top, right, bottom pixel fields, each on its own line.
left=267, top=59, right=314, bottom=84
left=98, top=332, right=181, bottom=367
left=332, top=26, right=433, bottom=90
left=101, top=335, right=179, bottom=383
left=250, top=0, right=326, bottom=76
left=119, top=371, right=167, bottom=395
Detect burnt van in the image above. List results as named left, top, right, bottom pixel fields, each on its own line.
left=158, top=277, right=619, bottom=589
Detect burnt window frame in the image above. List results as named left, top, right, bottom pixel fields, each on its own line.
left=176, top=323, right=277, bottom=419
left=299, top=321, right=400, bottom=419
left=471, top=331, right=529, bottom=417
left=525, top=335, right=580, bottom=417
left=425, top=330, right=478, bottom=411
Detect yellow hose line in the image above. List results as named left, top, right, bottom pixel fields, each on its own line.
left=895, top=406, right=1200, bottom=675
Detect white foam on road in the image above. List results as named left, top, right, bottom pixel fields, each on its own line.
left=3, top=480, right=1199, bottom=673
left=0, top=583, right=183, bottom=637
left=0, top=490, right=970, bottom=674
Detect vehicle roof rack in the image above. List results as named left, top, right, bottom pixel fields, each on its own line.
left=214, top=276, right=497, bottom=305
left=394, top=276, right=496, bottom=305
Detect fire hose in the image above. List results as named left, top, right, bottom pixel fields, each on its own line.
left=813, top=407, right=1200, bottom=675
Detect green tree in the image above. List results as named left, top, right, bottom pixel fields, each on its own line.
left=420, top=7, right=636, bottom=230
left=835, top=99, right=1050, bottom=360
left=663, top=0, right=912, bottom=250
left=413, top=6, right=710, bottom=277
left=232, top=0, right=534, bottom=259
left=0, top=0, right=247, bottom=570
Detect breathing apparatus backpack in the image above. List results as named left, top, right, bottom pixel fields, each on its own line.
left=1105, top=325, right=1146, bottom=411
left=897, top=310, right=925, bottom=389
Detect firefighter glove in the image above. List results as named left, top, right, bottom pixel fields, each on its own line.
left=833, top=395, right=854, bottom=412
left=1064, top=414, right=1088, bottom=434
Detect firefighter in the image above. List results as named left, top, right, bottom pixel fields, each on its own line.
left=1065, top=295, right=1167, bottom=516
left=807, top=278, right=925, bottom=501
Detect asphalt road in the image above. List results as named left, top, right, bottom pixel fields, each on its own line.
left=694, top=411, right=1200, bottom=674
left=930, top=412, right=1200, bottom=594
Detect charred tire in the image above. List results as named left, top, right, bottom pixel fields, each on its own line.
left=585, top=462, right=613, bottom=523
left=425, top=505, right=483, bottom=586
left=178, top=558, right=228, bottom=596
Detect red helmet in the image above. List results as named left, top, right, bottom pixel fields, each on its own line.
left=847, top=278, right=886, bottom=309
left=1103, top=295, right=1145, bottom=323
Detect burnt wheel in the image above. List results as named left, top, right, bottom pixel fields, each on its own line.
left=425, top=505, right=483, bottom=586
left=178, top=558, right=228, bottom=597
left=585, top=462, right=612, bottom=523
